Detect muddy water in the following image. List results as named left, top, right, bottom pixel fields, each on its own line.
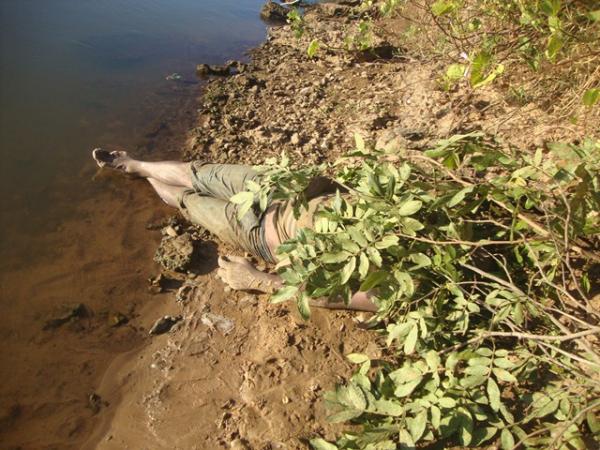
left=0, top=1, right=265, bottom=447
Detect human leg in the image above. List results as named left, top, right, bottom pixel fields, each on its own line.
left=180, top=189, right=265, bottom=254
left=147, top=178, right=187, bottom=208
left=189, top=161, right=260, bottom=200
left=93, top=149, right=192, bottom=188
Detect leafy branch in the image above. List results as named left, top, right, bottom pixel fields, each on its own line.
left=247, top=133, right=599, bottom=449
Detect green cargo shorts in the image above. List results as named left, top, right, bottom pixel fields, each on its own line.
left=178, top=162, right=275, bottom=263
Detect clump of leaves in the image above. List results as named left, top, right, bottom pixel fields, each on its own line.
left=240, top=134, right=600, bottom=449
left=287, top=8, right=305, bottom=39
left=416, top=0, right=600, bottom=118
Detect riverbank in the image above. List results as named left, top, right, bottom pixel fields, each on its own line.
left=62, top=2, right=598, bottom=449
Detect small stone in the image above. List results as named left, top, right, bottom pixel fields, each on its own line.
left=290, top=133, right=300, bottom=145
left=88, top=393, right=106, bottom=415
left=44, top=303, right=88, bottom=330
left=109, top=312, right=128, bottom=327
left=164, top=226, right=178, bottom=237
left=230, top=438, right=249, bottom=450
left=149, top=315, right=182, bottom=335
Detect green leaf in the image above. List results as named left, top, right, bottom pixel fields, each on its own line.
left=375, top=235, right=399, bottom=249
left=298, top=292, right=311, bottom=320
left=398, top=200, right=422, bottom=216
left=438, top=397, right=456, bottom=408
left=493, top=368, right=517, bottom=383
left=366, top=247, right=383, bottom=267
left=409, top=253, right=431, bottom=270
left=340, top=256, right=356, bottom=284
left=446, top=63, right=465, bottom=81
left=338, top=383, right=367, bottom=411
left=229, top=190, right=255, bottom=219
left=487, top=378, right=501, bottom=412
left=349, top=227, right=368, bottom=246
left=430, top=405, right=441, bottom=428
left=270, top=285, right=299, bottom=304
left=346, top=353, right=370, bottom=364
left=588, top=10, right=600, bottom=21
left=307, top=39, right=320, bottom=58
left=431, top=0, right=455, bottom=16
left=460, top=375, right=487, bottom=388
left=457, top=408, right=474, bottom=446
left=404, top=325, right=419, bottom=355
left=310, top=438, right=338, bottom=450
left=531, top=396, right=559, bottom=418
left=472, top=427, right=498, bottom=446
left=229, top=190, right=254, bottom=205
left=586, top=410, right=600, bottom=434
left=341, top=239, right=361, bottom=254
left=541, top=0, right=561, bottom=16
left=500, top=428, right=514, bottom=450
left=386, top=322, right=413, bottom=346
left=399, top=428, right=415, bottom=449
left=494, top=358, right=516, bottom=369
left=468, top=356, right=492, bottom=366
left=425, top=350, right=441, bottom=371
left=327, top=408, right=362, bottom=423
left=402, top=217, right=424, bottom=234
left=448, top=186, right=474, bottom=207
left=391, top=367, right=423, bottom=397
left=408, top=409, right=428, bottom=442
left=358, top=252, right=369, bottom=279
left=472, top=63, right=504, bottom=88
left=395, top=271, right=415, bottom=296
left=545, top=33, right=563, bottom=61
left=322, top=251, right=352, bottom=264
left=360, top=270, right=387, bottom=291
left=372, top=399, right=404, bottom=416
left=583, top=88, right=600, bottom=107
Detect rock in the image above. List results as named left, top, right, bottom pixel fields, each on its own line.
left=201, top=312, right=235, bottom=335
left=260, top=1, right=289, bottom=22
left=196, top=63, right=233, bottom=78
left=109, top=312, right=128, bottom=327
left=175, top=283, right=197, bottom=303
left=230, top=438, right=249, bottom=450
left=290, top=133, right=300, bottom=145
left=154, top=232, right=195, bottom=272
left=149, top=315, right=182, bottom=335
left=44, top=303, right=88, bottom=330
left=88, top=393, right=107, bottom=414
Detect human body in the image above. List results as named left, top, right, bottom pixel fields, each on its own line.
left=93, top=149, right=376, bottom=311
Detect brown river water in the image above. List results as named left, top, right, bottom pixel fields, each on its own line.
left=0, top=1, right=265, bottom=447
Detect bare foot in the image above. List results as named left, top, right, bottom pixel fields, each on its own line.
left=216, top=255, right=279, bottom=293
left=92, top=148, right=136, bottom=173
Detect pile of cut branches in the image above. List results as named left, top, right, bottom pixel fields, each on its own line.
left=240, top=134, right=600, bottom=449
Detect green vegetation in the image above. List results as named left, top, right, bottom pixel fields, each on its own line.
left=245, top=133, right=600, bottom=449
left=264, top=1, right=600, bottom=448
left=288, top=0, right=600, bottom=120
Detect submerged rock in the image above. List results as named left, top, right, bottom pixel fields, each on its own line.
left=109, top=312, right=128, bottom=327
left=196, top=63, right=232, bottom=77
left=154, top=232, right=195, bottom=272
left=44, top=303, right=88, bottom=330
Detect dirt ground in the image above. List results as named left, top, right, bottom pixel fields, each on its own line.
left=4, top=2, right=595, bottom=449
